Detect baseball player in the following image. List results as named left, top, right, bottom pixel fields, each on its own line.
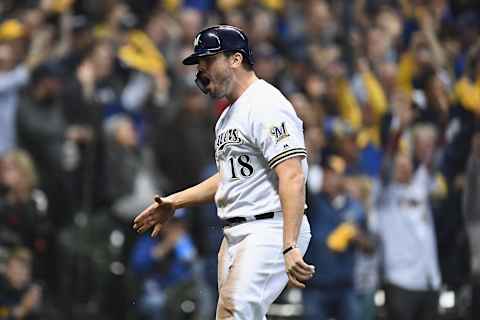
left=133, top=25, right=315, bottom=319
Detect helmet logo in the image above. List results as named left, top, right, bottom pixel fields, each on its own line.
left=194, top=34, right=201, bottom=48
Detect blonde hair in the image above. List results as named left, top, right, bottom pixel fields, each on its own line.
left=3, top=149, right=38, bottom=192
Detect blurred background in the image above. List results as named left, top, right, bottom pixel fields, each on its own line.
left=0, top=0, right=479, bottom=319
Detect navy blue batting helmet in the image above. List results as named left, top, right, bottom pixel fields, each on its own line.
left=182, top=25, right=254, bottom=66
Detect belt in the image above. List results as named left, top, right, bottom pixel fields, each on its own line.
left=224, top=212, right=274, bottom=226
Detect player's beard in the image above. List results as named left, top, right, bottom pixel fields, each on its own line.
left=209, top=68, right=234, bottom=99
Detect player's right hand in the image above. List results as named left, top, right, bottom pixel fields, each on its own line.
left=133, top=195, right=175, bottom=237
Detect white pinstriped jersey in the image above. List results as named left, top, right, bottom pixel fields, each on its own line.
left=214, top=79, right=308, bottom=219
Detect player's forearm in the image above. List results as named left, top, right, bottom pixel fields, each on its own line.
left=278, top=169, right=306, bottom=249
left=167, top=173, right=220, bottom=209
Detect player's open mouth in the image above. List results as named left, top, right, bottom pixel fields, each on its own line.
left=195, top=72, right=210, bottom=94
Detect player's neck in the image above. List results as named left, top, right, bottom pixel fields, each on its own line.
left=226, top=72, right=258, bottom=104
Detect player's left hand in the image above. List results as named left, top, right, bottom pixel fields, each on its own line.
left=284, top=248, right=315, bottom=288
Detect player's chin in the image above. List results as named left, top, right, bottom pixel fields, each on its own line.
left=209, top=90, right=224, bottom=99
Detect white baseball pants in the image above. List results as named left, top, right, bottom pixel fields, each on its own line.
left=216, top=212, right=311, bottom=319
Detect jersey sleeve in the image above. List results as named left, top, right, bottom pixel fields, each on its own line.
left=251, top=102, right=307, bottom=168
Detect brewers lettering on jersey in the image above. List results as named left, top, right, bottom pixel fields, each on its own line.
left=215, top=128, right=243, bottom=152
left=133, top=25, right=314, bottom=320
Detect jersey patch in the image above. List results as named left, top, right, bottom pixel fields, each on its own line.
left=270, top=122, right=290, bottom=143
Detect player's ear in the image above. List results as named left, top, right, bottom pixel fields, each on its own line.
left=230, top=52, right=243, bottom=68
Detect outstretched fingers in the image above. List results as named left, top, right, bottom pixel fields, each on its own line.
left=151, top=223, right=163, bottom=237
left=133, top=195, right=173, bottom=236
left=133, top=204, right=155, bottom=224
left=135, top=219, right=154, bottom=233
left=133, top=207, right=157, bottom=232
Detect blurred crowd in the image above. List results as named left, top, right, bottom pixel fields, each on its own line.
left=0, top=0, right=479, bottom=319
